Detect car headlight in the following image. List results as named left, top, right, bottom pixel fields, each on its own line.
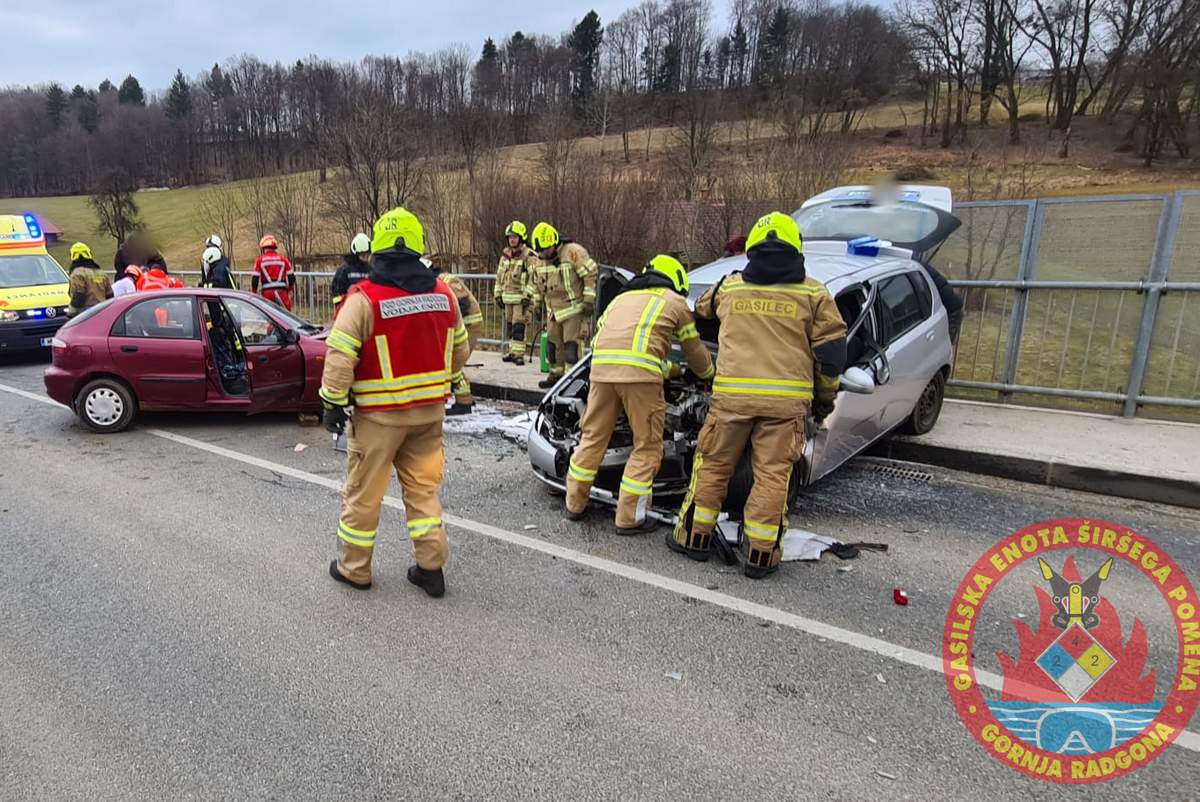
left=0, top=311, right=19, bottom=322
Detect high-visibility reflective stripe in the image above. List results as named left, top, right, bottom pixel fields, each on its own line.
left=815, top=374, right=840, bottom=389
left=633, top=296, right=666, bottom=353
left=331, top=295, right=344, bottom=306
left=453, top=324, right=469, bottom=345
left=553, top=303, right=584, bottom=321
left=694, top=505, right=719, bottom=525
left=561, top=264, right=576, bottom=302
left=338, top=521, right=377, bottom=547
left=744, top=519, right=780, bottom=542
left=501, top=293, right=524, bottom=304
left=352, top=369, right=450, bottom=392
left=713, top=376, right=814, bottom=399
left=319, top=385, right=349, bottom=405
left=261, top=281, right=289, bottom=289
left=591, top=349, right=664, bottom=376
left=677, top=322, right=699, bottom=342
left=697, top=363, right=716, bottom=379
left=463, top=312, right=483, bottom=326
left=406, top=517, right=442, bottom=538
left=375, top=335, right=394, bottom=379
left=326, top=329, right=361, bottom=357
left=353, top=384, right=450, bottom=407
left=620, top=475, right=653, bottom=496
left=721, top=283, right=827, bottom=297
left=568, top=459, right=597, bottom=483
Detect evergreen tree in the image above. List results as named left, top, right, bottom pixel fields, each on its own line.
left=71, top=85, right=99, bottom=133
left=755, top=8, right=790, bottom=88
left=165, top=70, right=192, bottom=120
left=654, top=42, right=681, bottom=94
left=98, top=78, right=115, bottom=94
left=731, top=20, right=749, bottom=88
left=45, top=83, right=68, bottom=130
left=474, top=37, right=501, bottom=102
left=117, top=74, right=145, bottom=106
left=568, top=10, right=604, bottom=113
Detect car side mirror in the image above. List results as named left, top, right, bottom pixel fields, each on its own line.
left=283, top=328, right=300, bottom=345
left=840, top=366, right=876, bottom=395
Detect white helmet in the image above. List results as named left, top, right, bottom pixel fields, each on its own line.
left=350, top=232, right=371, bottom=255
left=205, top=234, right=223, bottom=250
left=202, top=246, right=223, bottom=266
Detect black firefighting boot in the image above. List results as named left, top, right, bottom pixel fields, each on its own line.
left=407, top=565, right=446, bottom=598
left=502, top=352, right=516, bottom=363
left=538, top=374, right=562, bottom=389
left=665, top=529, right=711, bottom=562
left=512, top=355, right=525, bottom=366
left=566, top=504, right=587, bottom=522
left=616, top=518, right=659, bottom=536
left=446, top=402, right=474, bottom=416
left=742, top=541, right=782, bottom=580
left=329, top=560, right=371, bottom=590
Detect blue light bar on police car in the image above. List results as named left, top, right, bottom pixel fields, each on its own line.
left=847, top=236, right=882, bottom=257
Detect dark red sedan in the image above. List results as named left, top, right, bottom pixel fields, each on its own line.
left=44, top=288, right=328, bottom=432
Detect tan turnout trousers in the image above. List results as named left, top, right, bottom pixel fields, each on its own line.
left=336, top=412, right=450, bottom=585
left=674, top=402, right=806, bottom=571
left=547, top=314, right=586, bottom=378
left=566, top=381, right=665, bottom=528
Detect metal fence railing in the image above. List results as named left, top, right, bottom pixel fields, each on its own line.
left=933, top=190, right=1200, bottom=418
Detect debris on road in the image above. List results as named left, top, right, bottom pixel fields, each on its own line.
left=893, top=588, right=909, bottom=606
left=875, top=673, right=886, bottom=685
left=837, top=564, right=854, bottom=573
left=665, top=671, right=683, bottom=681
left=876, top=770, right=897, bottom=781
left=867, top=735, right=879, bottom=744
left=294, top=443, right=308, bottom=453
left=523, top=524, right=537, bottom=530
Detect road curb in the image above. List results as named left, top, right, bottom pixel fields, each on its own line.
left=472, top=382, right=545, bottom=407
left=869, top=439, right=1200, bottom=510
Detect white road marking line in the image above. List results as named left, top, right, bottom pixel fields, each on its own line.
left=5, top=381, right=1198, bottom=754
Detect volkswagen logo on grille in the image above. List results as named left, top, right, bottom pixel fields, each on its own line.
left=45, top=306, right=57, bottom=318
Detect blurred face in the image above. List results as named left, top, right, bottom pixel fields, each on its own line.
left=357, top=252, right=370, bottom=264
left=507, top=235, right=521, bottom=249
left=538, top=247, right=556, bottom=262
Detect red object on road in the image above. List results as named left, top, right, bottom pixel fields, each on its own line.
left=893, top=588, right=909, bottom=605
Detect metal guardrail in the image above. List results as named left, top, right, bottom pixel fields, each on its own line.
left=939, top=190, right=1200, bottom=417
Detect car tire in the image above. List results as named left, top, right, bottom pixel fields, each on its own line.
left=76, top=378, right=137, bottom=434
left=724, top=447, right=802, bottom=520
left=901, top=371, right=946, bottom=436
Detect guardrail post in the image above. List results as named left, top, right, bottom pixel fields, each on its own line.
left=1122, top=193, right=1182, bottom=417
left=998, top=200, right=1041, bottom=399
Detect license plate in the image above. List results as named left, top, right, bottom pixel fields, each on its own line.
left=40, top=337, right=53, bottom=347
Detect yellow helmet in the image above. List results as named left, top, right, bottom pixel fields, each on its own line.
left=644, top=254, right=689, bottom=295
left=746, top=211, right=803, bottom=254
left=371, top=207, right=425, bottom=256
left=69, top=242, right=93, bottom=262
left=530, top=222, right=560, bottom=253
left=505, top=220, right=528, bottom=242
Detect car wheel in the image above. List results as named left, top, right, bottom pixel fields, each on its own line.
left=901, top=372, right=946, bottom=436
left=723, top=447, right=802, bottom=520
left=76, top=378, right=137, bottom=433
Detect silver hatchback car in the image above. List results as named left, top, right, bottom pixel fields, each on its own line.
left=528, top=185, right=959, bottom=520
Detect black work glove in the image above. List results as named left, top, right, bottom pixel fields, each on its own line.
left=322, top=401, right=348, bottom=434
left=812, top=398, right=835, bottom=424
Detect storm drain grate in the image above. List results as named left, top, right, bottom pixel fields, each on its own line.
left=861, top=461, right=934, bottom=483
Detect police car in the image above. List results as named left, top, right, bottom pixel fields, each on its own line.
left=0, top=214, right=71, bottom=353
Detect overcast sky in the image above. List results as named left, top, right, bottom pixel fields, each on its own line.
left=8, top=0, right=743, bottom=92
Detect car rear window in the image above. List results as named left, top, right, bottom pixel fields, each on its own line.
left=112, top=297, right=198, bottom=339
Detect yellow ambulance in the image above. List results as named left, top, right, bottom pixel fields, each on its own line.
left=0, top=214, right=71, bottom=352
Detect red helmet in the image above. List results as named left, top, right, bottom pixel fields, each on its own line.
left=259, top=234, right=278, bottom=250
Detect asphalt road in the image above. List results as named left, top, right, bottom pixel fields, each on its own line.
left=1, top=355, right=1198, bottom=800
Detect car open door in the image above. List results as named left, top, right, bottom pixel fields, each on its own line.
left=108, top=295, right=207, bottom=409
left=220, top=296, right=306, bottom=413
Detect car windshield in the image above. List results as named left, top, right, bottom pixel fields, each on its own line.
left=0, top=253, right=69, bottom=288
left=793, top=201, right=941, bottom=245
left=255, top=297, right=321, bottom=333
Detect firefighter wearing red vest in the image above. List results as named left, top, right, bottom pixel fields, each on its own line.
left=320, top=207, right=471, bottom=597
left=252, top=235, right=295, bottom=310
left=136, top=266, right=184, bottom=291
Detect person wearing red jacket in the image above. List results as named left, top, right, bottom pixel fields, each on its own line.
left=136, top=266, right=185, bottom=291
left=252, top=235, right=295, bottom=310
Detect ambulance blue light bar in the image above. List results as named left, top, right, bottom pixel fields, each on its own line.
left=23, top=214, right=42, bottom=239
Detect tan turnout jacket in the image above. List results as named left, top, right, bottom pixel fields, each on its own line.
left=495, top=245, right=533, bottom=305
left=529, top=242, right=597, bottom=322
left=591, top=287, right=714, bottom=384
left=695, top=272, right=846, bottom=417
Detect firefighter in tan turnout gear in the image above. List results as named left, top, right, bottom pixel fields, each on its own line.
left=320, top=207, right=471, bottom=597
left=669, top=212, right=847, bottom=579
left=565, top=255, right=714, bottom=534
left=528, top=222, right=598, bottom=389
left=495, top=221, right=535, bottom=365
left=426, top=259, right=482, bottom=415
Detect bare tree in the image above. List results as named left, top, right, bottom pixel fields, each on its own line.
left=416, top=165, right=470, bottom=261
left=664, top=89, right=721, bottom=200
left=88, top=168, right=142, bottom=246
left=270, top=175, right=324, bottom=262
left=196, top=183, right=243, bottom=264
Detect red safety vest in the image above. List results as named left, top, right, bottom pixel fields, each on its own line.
left=137, top=269, right=182, bottom=291
left=255, top=252, right=293, bottom=309
left=348, top=280, right=460, bottom=412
